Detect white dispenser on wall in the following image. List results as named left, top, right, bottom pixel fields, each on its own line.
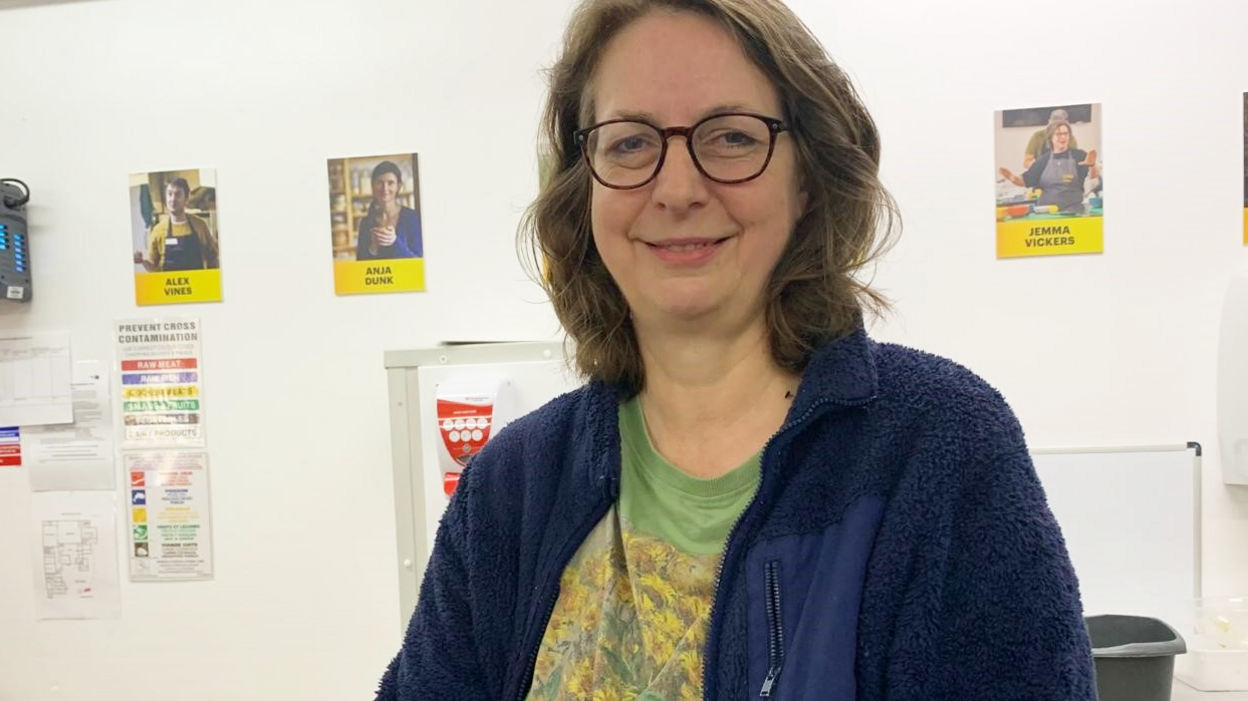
left=1217, top=270, right=1248, bottom=485
left=434, top=378, right=512, bottom=497
left=386, top=341, right=582, bottom=630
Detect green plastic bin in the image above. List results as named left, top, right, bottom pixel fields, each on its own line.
left=1086, top=615, right=1187, bottom=701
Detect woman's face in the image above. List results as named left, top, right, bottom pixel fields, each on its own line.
left=588, top=11, right=806, bottom=330
left=1051, top=126, right=1072, bottom=153
left=165, top=184, right=187, bottom=215
left=373, top=173, right=400, bottom=204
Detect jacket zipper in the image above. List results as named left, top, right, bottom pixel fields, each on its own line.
left=702, top=396, right=842, bottom=700
left=517, top=589, right=562, bottom=701
left=760, top=559, right=785, bottom=698
left=513, top=489, right=615, bottom=701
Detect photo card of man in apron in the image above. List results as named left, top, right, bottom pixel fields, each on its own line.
left=993, top=103, right=1104, bottom=259
left=130, top=168, right=222, bottom=305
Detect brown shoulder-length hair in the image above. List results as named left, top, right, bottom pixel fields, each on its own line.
left=519, top=0, right=898, bottom=396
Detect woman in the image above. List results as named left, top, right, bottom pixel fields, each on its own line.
left=377, top=1, right=1095, bottom=699
left=1000, top=120, right=1099, bottom=213
left=1022, top=108, right=1078, bottom=168
left=356, top=161, right=422, bottom=260
left=133, top=177, right=220, bottom=272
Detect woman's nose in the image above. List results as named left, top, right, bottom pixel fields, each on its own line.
left=651, top=139, right=709, bottom=212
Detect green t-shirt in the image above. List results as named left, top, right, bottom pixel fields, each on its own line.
left=524, top=397, right=760, bottom=701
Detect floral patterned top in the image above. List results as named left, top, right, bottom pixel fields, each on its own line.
left=525, top=397, right=760, bottom=701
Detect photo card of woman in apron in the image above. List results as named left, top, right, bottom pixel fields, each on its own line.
left=130, top=168, right=223, bottom=304
left=326, top=152, right=424, bottom=295
left=1242, top=92, right=1247, bottom=245
left=994, top=103, right=1103, bottom=259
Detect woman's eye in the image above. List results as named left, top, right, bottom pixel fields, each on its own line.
left=611, top=136, right=653, bottom=153
left=718, top=131, right=757, bottom=146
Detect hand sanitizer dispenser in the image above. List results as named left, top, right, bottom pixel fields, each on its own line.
left=434, top=379, right=512, bottom=497
left=1217, top=271, right=1248, bottom=485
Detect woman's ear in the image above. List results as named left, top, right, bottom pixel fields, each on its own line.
left=791, top=179, right=811, bottom=223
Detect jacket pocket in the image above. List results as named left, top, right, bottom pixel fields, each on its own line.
left=743, top=496, right=885, bottom=701
left=761, top=559, right=785, bottom=698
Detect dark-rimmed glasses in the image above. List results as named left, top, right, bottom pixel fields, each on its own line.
left=574, top=112, right=789, bottom=190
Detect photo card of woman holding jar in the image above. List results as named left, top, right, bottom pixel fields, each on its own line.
left=994, top=103, right=1103, bottom=259
left=327, top=152, right=424, bottom=294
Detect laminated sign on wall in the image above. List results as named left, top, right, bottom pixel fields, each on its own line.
left=115, top=317, right=214, bottom=582
left=115, top=318, right=206, bottom=449
left=0, top=426, right=21, bottom=467
left=124, top=451, right=214, bottom=581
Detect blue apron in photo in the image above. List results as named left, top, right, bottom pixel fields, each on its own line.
left=162, top=218, right=205, bottom=271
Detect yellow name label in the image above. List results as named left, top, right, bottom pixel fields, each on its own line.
left=997, top=216, right=1103, bottom=259
left=334, top=259, right=425, bottom=295
left=1242, top=209, right=1247, bottom=245
left=135, top=269, right=222, bottom=305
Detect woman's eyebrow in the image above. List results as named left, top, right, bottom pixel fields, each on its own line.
left=601, top=103, right=757, bottom=123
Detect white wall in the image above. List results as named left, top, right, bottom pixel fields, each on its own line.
left=0, top=0, right=1245, bottom=699
left=794, top=0, right=1248, bottom=589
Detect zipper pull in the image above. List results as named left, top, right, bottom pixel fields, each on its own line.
left=760, top=666, right=780, bottom=698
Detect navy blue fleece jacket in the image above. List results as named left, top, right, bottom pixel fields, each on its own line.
left=376, top=329, right=1096, bottom=700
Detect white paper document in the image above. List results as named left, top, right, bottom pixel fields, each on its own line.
left=125, top=451, right=214, bottom=581
left=0, top=332, right=73, bottom=427
left=26, top=375, right=115, bottom=491
left=31, top=491, right=122, bottom=619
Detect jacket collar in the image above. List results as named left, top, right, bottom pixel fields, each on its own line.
left=580, top=327, right=879, bottom=491
left=787, top=326, right=879, bottom=417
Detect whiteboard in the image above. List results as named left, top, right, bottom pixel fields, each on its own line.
left=1032, top=444, right=1201, bottom=629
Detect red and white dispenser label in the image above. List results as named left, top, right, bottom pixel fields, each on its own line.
left=434, top=379, right=510, bottom=498
left=437, top=396, right=495, bottom=469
